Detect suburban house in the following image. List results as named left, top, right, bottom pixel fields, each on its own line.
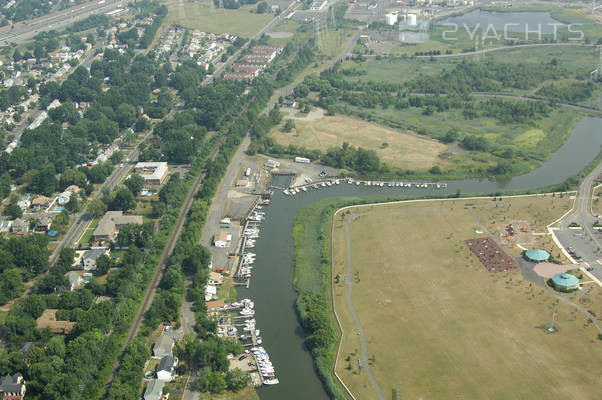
left=205, top=284, right=217, bottom=301
left=57, top=190, right=72, bottom=205
left=213, top=231, right=230, bottom=248
left=0, top=220, right=12, bottom=233
left=16, top=198, right=30, bottom=210
left=92, top=211, right=143, bottom=242
left=33, top=217, right=52, bottom=233
left=66, top=271, right=84, bottom=291
left=264, top=159, right=280, bottom=169
left=156, top=356, right=177, bottom=382
left=153, top=334, right=174, bottom=359
left=208, top=271, right=224, bottom=286
left=282, top=99, right=296, bottom=108
left=0, top=373, right=26, bottom=400
left=10, top=219, right=29, bottom=234
left=134, top=162, right=169, bottom=186
left=143, top=379, right=164, bottom=400
left=82, top=248, right=109, bottom=270
left=65, top=185, right=80, bottom=193
left=31, top=195, right=50, bottom=211
left=36, top=309, right=75, bottom=334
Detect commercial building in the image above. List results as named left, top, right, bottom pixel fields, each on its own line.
left=92, top=211, right=143, bottom=242
left=134, top=162, right=169, bottom=186
left=295, top=156, right=310, bottom=164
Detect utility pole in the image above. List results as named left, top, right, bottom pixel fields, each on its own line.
left=315, top=17, right=322, bottom=50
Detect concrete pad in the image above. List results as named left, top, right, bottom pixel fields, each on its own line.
left=533, top=262, right=578, bottom=279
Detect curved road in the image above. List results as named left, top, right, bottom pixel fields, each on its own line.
left=415, top=42, right=598, bottom=58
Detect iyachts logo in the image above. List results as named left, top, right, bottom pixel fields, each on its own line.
left=440, top=22, right=584, bottom=42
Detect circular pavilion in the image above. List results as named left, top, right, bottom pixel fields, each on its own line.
left=550, top=273, right=579, bottom=292
left=525, top=248, right=550, bottom=263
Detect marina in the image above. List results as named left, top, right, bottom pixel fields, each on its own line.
left=215, top=196, right=280, bottom=386
left=281, top=177, right=447, bottom=196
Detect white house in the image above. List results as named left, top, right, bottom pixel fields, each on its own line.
left=66, top=271, right=84, bottom=291
left=82, top=248, right=109, bottom=270
left=205, top=285, right=217, bottom=301
left=57, top=191, right=72, bottom=205
left=156, top=356, right=177, bottom=382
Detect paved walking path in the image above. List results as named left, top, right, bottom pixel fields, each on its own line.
left=344, top=214, right=385, bottom=400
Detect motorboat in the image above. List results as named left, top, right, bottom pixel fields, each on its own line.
left=255, top=329, right=260, bottom=336
left=301, top=186, right=307, bottom=192
left=320, top=182, right=326, bottom=187
left=256, top=337, right=262, bottom=344
left=264, top=378, right=279, bottom=385
left=283, top=189, right=289, bottom=195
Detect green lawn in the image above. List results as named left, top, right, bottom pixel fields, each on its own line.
left=332, top=197, right=602, bottom=400
left=163, top=0, right=273, bottom=38
left=79, top=218, right=99, bottom=245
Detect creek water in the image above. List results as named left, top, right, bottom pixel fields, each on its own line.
left=239, top=116, right=602, bottom=400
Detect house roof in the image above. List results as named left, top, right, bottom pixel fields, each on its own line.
left=83, top=248, right=107, bottom=261
left=209, top=271, right=223, bottom=281
left=154, top=334, right=174, bottom=355
left=66, top=271, right=82, bottom=286
left=0, top=373, right=24, bottom=393
left=11, top=218, right=28, bottom=230
left=214, top=231, right=228, bottom=242
left=551, top=273, right=579, bottom=288
left=157, top=355, right=176, bottom=372
left=32, top=196, right=49, bottom=205
left=143, top=379, right=164, bottom=398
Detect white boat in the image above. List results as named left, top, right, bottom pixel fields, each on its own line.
left=335, top=179, right=340, bottom=184
left=255, top=329, right=260, bottom=336
left=283, top=190, right=289, bottom=195
left=327, top=181, right=332, bottom=186
left=264, top=378, right=279, bottom=385
left=240, top=308, right=255, bottom=316
left=320, top=182, right=326, bottom=187
left=256, top=337, right=262, bottom=344
left=301, top=186, right=307, bottom=192
left=356, top=181, right=360, bottom=185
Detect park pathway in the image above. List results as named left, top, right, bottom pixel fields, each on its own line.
left=343, top=214, right=386, bottom=400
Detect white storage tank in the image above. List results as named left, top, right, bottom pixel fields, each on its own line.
left=385, top=12, right=398, bottom=26
left=407, top=13, right=417, bottom=26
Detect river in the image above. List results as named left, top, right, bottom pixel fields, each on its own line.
left=438, top=9, right=565, bottom=35
left=239, top=116, right=602, bottom=400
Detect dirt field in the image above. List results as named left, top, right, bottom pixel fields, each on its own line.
left=331, top=195, right=602, bottom=400
left=270, top=113, right=449, bottom=170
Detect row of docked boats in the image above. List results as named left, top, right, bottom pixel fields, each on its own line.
left=283, top=177, right=447, bottom=195
left=252, top=347, right=279, bottom=385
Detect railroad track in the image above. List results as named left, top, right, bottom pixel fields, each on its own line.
left=101, top=135, right=226, bottom=397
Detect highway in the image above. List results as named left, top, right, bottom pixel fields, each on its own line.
left=0, top=0, right=124, bottom=45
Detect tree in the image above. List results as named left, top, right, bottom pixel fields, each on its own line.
left=207, top=371, right=226, bottom=393
left=4, top=203, right=22, bottom=220
left=256, top=1, right=269, bottom=13
left=282, top=119, right=295, bottom=133
left=442, top=128, right=459, bottom=143
left=124, top=174, right=145, bottom=196
left=225, top=368, right=249, bottom=391
left=95, top=254, right=112, bottom=275
left=110, top=188, right=136, bottom=212
left=65, top=195, right=80, bottom=212
left=87, top=199, right=107, bottom=218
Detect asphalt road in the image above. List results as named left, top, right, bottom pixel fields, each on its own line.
left=0, top=0, right=124, bottom=45
left=554, top=162, right=602, bottom=282
left=48, top=130, right=152, bottom=265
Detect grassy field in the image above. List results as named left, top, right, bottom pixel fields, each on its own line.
left=336, top=100, right=581, bottom=174
left=270, top=113, right=450, bottom=170
left=331, top=195, right=602, bottom=399
left=163, top=0, right=273, bottom=38
left=344, top=45, right=599, bottom=93
left=78, top=218, right=99, bottom=245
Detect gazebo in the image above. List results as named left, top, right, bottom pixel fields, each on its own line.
left=525, top=248, right=550, bottom=262
left=550, top=273, right=579, bottom=292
